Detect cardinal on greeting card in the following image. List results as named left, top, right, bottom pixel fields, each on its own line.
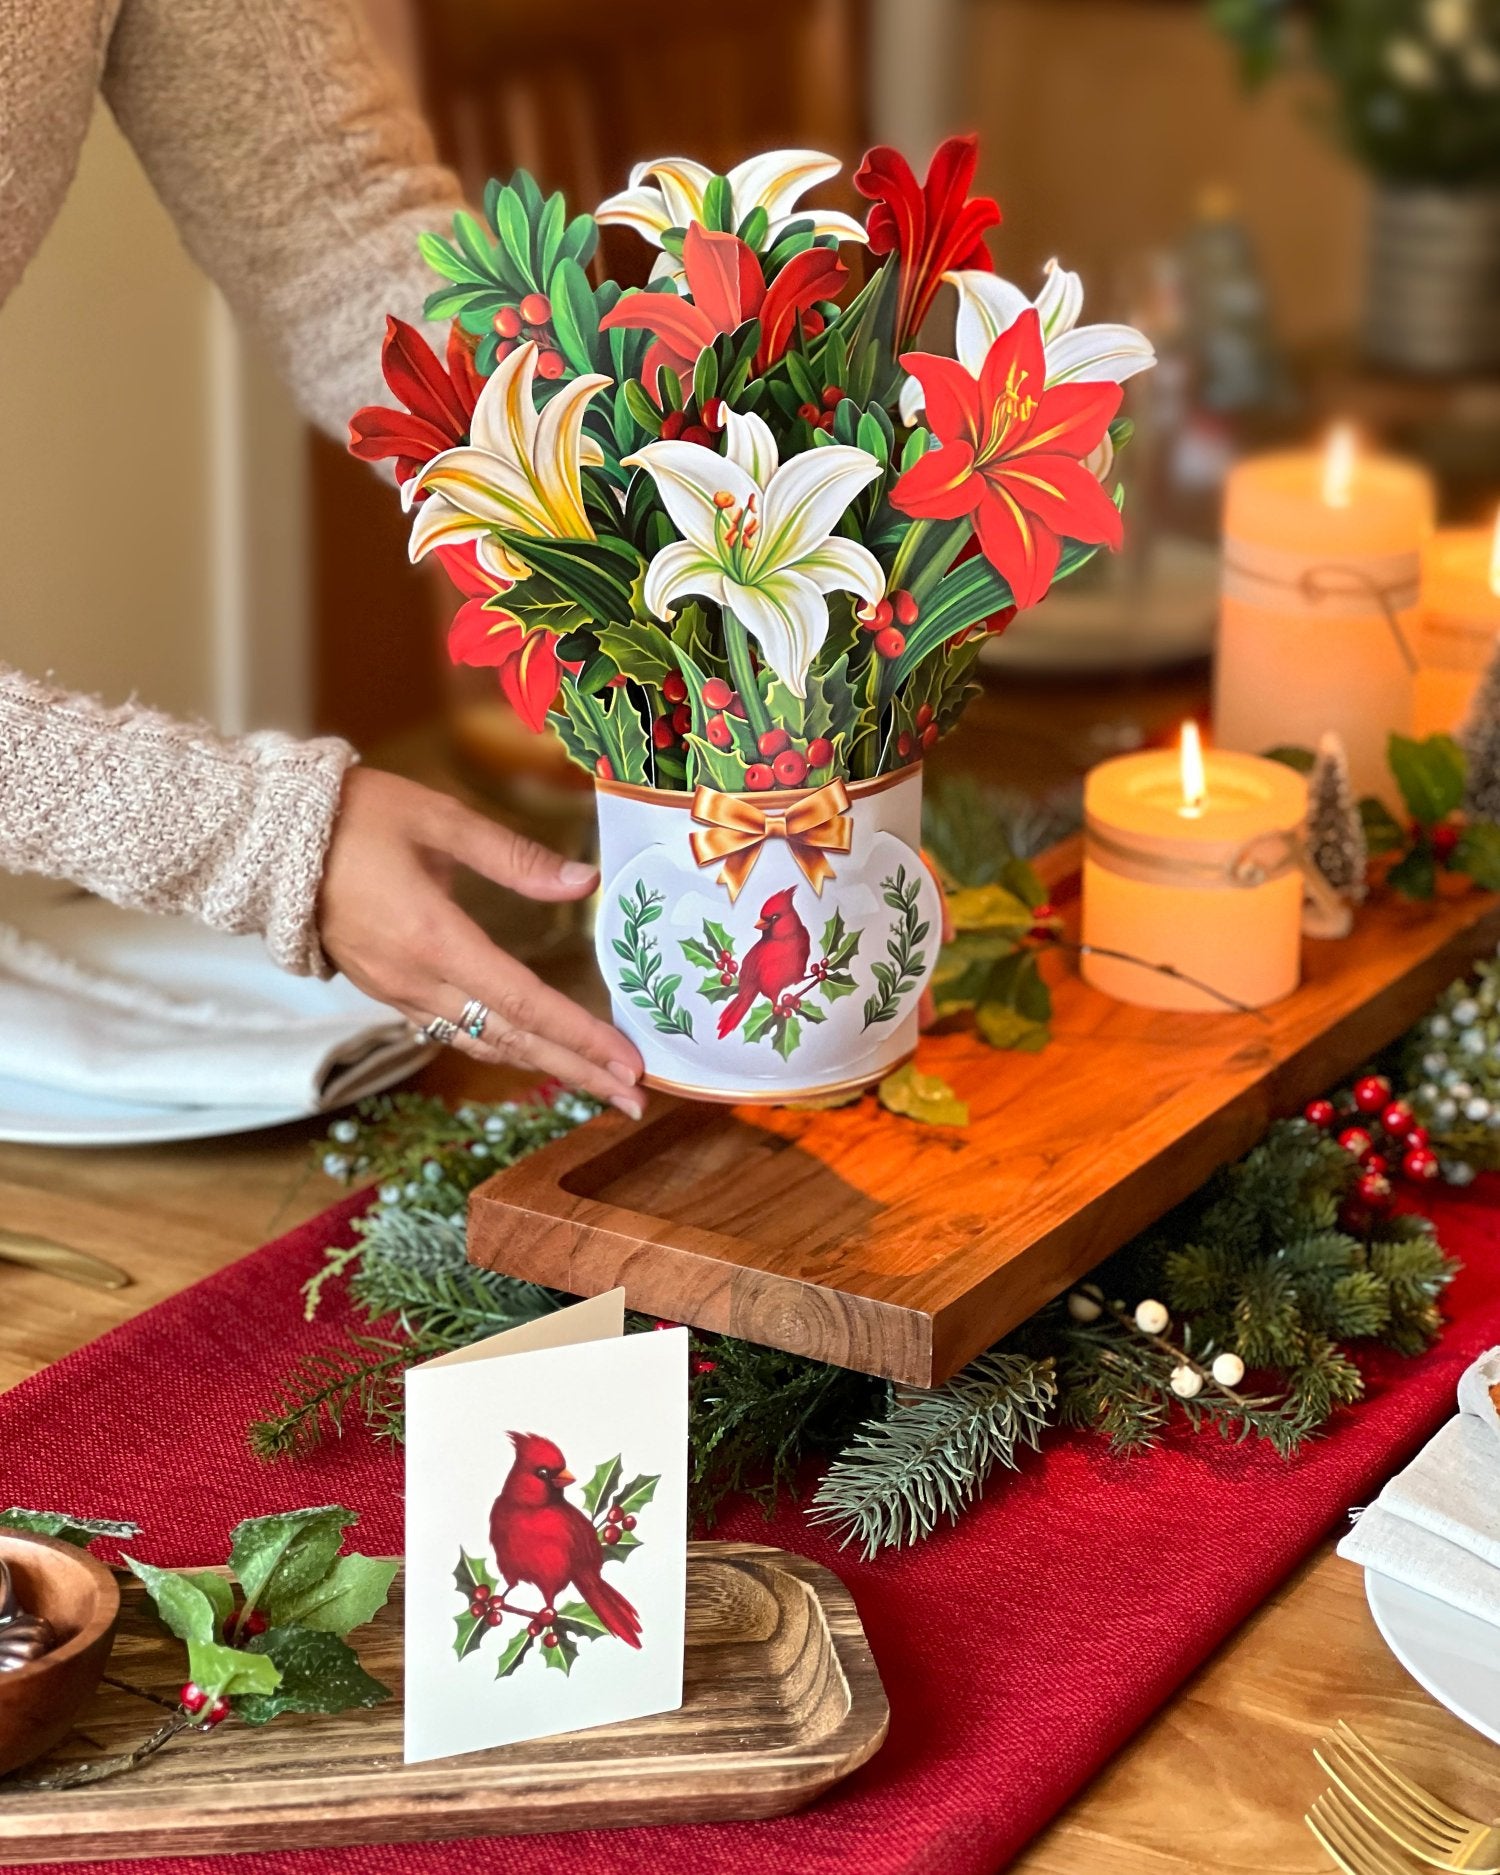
left=716, top=887, right=811, bottom=1038
left=490, top=1432, right=643, bottom=1647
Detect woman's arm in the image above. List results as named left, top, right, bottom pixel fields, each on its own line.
left=101, top=0, right=465, bottom=437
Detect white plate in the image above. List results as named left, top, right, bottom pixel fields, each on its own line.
left=0, top=1074, right=338, bottom=1148
left=1366, top=1568, right=1500, bottom=1745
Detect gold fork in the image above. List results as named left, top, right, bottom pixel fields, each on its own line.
left=1312, top=1723, right=1499, bottom=1874
left=1309, top=1788, right=1424, bottom=1875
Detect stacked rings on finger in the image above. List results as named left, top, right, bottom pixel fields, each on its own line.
left=416, top=1015, right=459, bottom=1046
left=458, top=998, right=490, bottom=1041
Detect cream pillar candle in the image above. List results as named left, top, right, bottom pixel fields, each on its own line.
left=1082, top=725, right=1307, bottom=1013
left=1413, top=512, right=1500, bottom=738
left=1214, top=429, right=1435, bottom=805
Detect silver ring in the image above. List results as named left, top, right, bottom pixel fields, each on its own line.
left=416, top=1015, right=459, bottom=1046
left=458, top=998, right=490, bottom=1041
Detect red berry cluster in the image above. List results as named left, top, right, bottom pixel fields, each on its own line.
left=744, top=727, right=835, bottom=792
left=659, top=397, right=728, bottom=451
left=524, top=1606, right=559, bottom=1645
left=493, top=293, right=566, bottom=379
left=1304, top=1073, right=1439, bottom=1218
left=797, top=384, right=847, bottom=433
left=600, top=1501, right=637, bottom=1546
left=857, top=588, right=920, bottom=666
left=691, top=1354, right=717, bottom=1377
left=895, top=703, right=939, bottom=764
left=179, top=1681, right=232, bottom=1729
left=465, top=1581, right=508, bottom=1627
left=1413, top=819, right=1461, bottom=865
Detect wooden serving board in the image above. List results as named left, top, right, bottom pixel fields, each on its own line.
left=469, top=844, right=1500, bottom=1387
left=0, top=1543, right=885, bottom=1861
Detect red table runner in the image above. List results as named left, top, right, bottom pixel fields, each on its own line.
left=5, top=1177, right=1500, bottom=1875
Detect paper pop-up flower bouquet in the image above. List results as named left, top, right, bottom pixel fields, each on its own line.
left=351, top=138, right=1154, bottom=1101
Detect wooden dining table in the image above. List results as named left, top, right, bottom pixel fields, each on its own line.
left=3, top=685, right=1497, bottom=1871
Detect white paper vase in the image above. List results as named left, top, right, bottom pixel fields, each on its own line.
left=593, top=765, right=943, bottom=1103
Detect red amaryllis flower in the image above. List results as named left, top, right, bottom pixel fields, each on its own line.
left=854, top=135, right=1000, bottom=347
left=601, top=223, right=846, bottom=396
left=448, top=599, right=565, bottom=735
left=348, top=317, right=484, bottom=487
left=891, top=309, right=1122, bottom=611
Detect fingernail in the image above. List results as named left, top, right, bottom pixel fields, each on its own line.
left=559, top=861, right=598, bottom=888
left=609, top=1060, right=640, bottom=1086
left=611, top=1092, right=645, bottom=1121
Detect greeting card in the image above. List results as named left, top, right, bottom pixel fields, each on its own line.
left=402, top=1290, right=687, bottom=1763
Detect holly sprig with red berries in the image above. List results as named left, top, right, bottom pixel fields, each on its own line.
left=3, top=1505, right=394, bottom=1790
left=1357, top=733, right=1500, bottom=900
left=453, top=1458, right=657, bottom=1680
left=1302, top=1071, right=1443, bottom=1221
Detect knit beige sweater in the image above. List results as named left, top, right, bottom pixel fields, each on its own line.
left=0, top=0, right=463, bottom=973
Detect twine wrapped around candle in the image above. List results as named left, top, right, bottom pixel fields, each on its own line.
left=1221, top=538, right=1421, bottom=673
left=1085, top=816, right=1346, bottom=925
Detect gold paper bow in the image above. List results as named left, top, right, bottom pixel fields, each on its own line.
left=689, top=781, right=853, bottom=901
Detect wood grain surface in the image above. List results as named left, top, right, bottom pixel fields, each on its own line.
left=469, top=860, right=1500, bottom=1386
left=0, top=1543, right=887, bottom=1862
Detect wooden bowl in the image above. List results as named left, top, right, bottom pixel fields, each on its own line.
left=0, top=1532, right=119, bottom=1777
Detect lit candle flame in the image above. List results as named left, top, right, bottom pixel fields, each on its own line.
left=1179, top=721, right=1206, bottom=817
left=1322, top=424, right=1356, bottom=509
left=1489, top=507, right=1500, bottom=599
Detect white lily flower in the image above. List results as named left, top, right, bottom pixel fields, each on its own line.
left=624, top=410, right=883, bottom=698
left=898, top=259, right=1156, bottom=436
left=405, top=340, right=609, bottom=582
left=596, top=150, right=868, bottom=257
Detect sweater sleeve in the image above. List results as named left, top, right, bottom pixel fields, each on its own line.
left=0, top=665, right=356, bottom=977
left=101, top=0, right=465, bottom=438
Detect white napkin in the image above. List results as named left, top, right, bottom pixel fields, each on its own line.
left=1338, top=1346, right=1500, bottom=1626
left=0, top=880, right=427, bottom=1113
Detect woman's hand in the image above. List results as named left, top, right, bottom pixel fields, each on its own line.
left=318, top=769, right=645, bottom=1117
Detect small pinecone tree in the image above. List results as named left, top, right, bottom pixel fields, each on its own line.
left=1306, top=731, right=1367, bottom=904
left=1463, top=640, right=1500, bottom=824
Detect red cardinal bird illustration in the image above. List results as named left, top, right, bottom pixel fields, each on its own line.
left=489, top=1432, right=642, bottom=1648
left=716, top=885, right=812, bottom=1038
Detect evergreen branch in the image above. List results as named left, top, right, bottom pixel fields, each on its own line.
left=614, top=882, right=694, bottom=1038
left=862, top=866, right=929, bottom=1029
left=247, top=1334, right=425, bottom=1461
left=809, top=1353, right=1056, bottom=1558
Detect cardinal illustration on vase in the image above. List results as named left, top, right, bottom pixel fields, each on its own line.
left=452, top=1433, right=659, bottom=1679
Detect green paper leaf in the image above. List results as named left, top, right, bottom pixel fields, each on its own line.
left=268, top=1553, right=398, bottom=1636
left=1387, top=845, right=1438, bottom=900
left=1360, top=796, right=1407, bottom=855
left=1454, top=820, right=1500, bottom=890
left=596, top=619, right=677, bottom=688
left=228, top=1505, right=353, bottom=1616
left=877, top=1065, right=969, bottom=1127
left=945, top=884, right=1035, bottom=934
left=124, top=1557, right=226, bottom=1646
left=1388, top=732, right=1465, bottom=827
left=548, top=256, right=601, bottom=377
left=581, top=1456, right=623, bottom=1517
left=184, top=1637, right=282, bottom=1702
left=701, top=174, right=735, bottom=233
left=975, top=1004, right=1051, bottom=1052
left=235, top=1627, right=389, bottom=1726
left=1, top=1509, right=139, bottom=1548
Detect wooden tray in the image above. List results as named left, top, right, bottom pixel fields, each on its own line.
left=469, top=844, right=1500, bottom=1387
left=0, top=1542, right=886, bottom=1861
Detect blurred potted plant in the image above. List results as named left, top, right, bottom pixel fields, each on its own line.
left=1210, top=0, right=1500, bottom=373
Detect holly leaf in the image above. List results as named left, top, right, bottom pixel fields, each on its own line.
left=704, top=920, right=734, bottom=955
left=680, top=936, right=717, bottom=969
left=1263, top=744, right=1316, bottom=774
left=123, top=1557, right=229, bottom=1646
left=743, top=1001, right=777, bottom=1043
left=697, top=974, right=738, bottom=1003
left=613, top=1473, right=659, bottom=1517
left=1361, top=796, right=1407, bottom=855
left=1453, top=821, right=1500, bottom=890
left=600, top=1529, right=643, bottom=1566
left=596, top=619, right=677, bottom=688
left=554, top=1600, right=610, bottom=1641
left=235, top=1628, right=390, bottom=1726
left=1388, top=732, right=1466, bottom=827
left=2, top=1509, right=140, bottom=1548
left=541, top=1629, right=581, bottom=1676
left=773, top=1013, right=802, bottom=1060
left=820, top=970, right=859, bottom=1001
left=877, top=1065, right=969, bottom=1127
left=453, top=1550, right=497, bottom=1598
left=581, top=1457, right=623, bottom=1518
left=495, top=1626, right=534, bottom=1679
left=453, top=1607, right=488, bottom=1661
left=268, top=1554, right=398, bottom=1636
left=228, top=1506, right=354, bottom=1615
left=1388, top=845, right=1438, bottom=900
left=183, top=1637, right=282, bottom=1702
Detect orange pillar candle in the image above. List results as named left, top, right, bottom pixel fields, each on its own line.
left=1214, top=429, right=1434, bottom=804
left=1413, top=512, right=1500, bottom=738
left=1082, top=724, right=1307, bottom=1012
